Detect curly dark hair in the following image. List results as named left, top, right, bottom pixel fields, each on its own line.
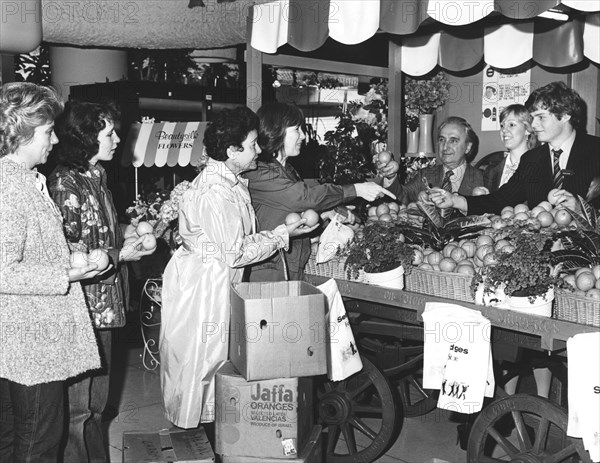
left=54, top=100, right=120, bottom=171
left=203, top=107, right=259, bottom=162
left=256, top=102, right=304, bottom=162
left=438, top=116, right=479, bottom=163
left=525, top=81, right=587, bottom=132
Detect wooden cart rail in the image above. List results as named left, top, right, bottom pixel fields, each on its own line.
left=304, top=275, right=600, bottom=352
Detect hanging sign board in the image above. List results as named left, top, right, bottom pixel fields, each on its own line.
left=121, top=121, right=208, bottom=167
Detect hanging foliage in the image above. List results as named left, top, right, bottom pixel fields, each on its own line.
left=15, top=43, right=51, bottom=85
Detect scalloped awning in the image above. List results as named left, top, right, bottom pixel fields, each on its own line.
left=250, top=0, right=600, bottom=76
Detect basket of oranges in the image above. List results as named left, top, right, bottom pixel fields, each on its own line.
left=405, top=266, right=475, bottom=302
left=555, top=267, right=600, bottom=327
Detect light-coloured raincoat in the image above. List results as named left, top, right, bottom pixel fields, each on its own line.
left=159, top=159, right=289, bottom=428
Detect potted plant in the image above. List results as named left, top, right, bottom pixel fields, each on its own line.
left=344, top=221, right=415, bottom=288
left=472, top=227, right=561, bottom=315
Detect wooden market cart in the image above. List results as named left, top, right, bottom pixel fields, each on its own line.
left=303, top=273, right=599, bottom=463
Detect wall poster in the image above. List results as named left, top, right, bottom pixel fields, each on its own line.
left=481, top=65, right=531, bottom=131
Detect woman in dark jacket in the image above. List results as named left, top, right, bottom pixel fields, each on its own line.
left=245, top=102, right=394, bottom=281
left=477, top=104, right=539, bottom=192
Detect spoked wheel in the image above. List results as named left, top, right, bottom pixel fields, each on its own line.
left=467, top=394, right=592, bottom=463
left=360, top=337, right=438, bottom=417
left=317, top=355, right=402, bottom=463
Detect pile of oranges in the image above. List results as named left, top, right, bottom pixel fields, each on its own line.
left=412, top=233, right=513, bottom=276
left=562, top=265, right=600, bottom=300
left=367, top=201, right=424, bottom=226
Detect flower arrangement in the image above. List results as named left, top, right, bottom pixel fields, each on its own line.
left=344, top=221, right=415, bottom=279
left=126, top=180, right=191, bottom=245
left=405, top=71, right=450, bottom=115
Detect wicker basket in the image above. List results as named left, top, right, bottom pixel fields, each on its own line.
left=554, top=290, right=600, bottom=327
left=405, top=267, right=475, bottom=302
left=304, top=249, right=366, bottom=283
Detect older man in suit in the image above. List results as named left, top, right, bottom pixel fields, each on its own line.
left=431, top=81, right=600, bottom=214
left=383, top=116, right=484, bottom=204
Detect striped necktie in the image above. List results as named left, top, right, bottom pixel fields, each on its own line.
left=552, top=149, right=563, bottom=189
left=441, top=170, right=454, bottom=193
left=440, top=170, right=454, bottom=219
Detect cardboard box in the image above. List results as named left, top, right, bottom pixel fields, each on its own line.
left=123, top=427, right=214, bottom=462
left=230, top=281, right=327, bottom=381
left=221, top=425, right=322, bottom=463
left=215, top=362, right=314, bottom=459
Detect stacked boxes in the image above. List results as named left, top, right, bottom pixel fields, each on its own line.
left=123, top=427, right=215, bottom=462
left=217, top=281, right=327, bottom=460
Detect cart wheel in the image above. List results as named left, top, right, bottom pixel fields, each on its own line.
left=467, top=394, right=592, bottom=463
left=317, top=355, right=402, bottom=463
left=360, top=337, right=438, bottom=417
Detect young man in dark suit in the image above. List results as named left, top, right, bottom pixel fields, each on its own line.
left=431, top=81, right=600, bottom=214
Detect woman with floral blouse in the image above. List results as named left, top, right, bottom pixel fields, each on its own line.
left=48, top=101, right=155, bottom=463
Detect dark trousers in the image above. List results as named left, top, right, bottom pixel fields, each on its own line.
left=62, top=329, right=112, bottom=463
left=0, top=378, right=65, bottom=463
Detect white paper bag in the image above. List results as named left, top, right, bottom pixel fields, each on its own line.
left=422, top=302, right=495, bottom=414
left=316, top=214, right=354, bottom=264
left=318, top=279, right=363, bottom=381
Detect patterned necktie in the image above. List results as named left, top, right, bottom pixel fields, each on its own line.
left=441, top=170, right=454, bottom=193
left=552, top=149, right=563, bottom=189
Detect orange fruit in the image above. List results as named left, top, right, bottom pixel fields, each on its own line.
left=537, top=211, right=554, bottom=228
left=475, top=244, right=494, bottom=261
left=450, top=247, right=467, bottom=262
left=456, top=265, right=475, bottom=276
left=537, top=201, right=553, bottom=212
left=502, top=245, right=515, bottom=254
left=378, top=213, right=393, bottom=222
left=501, top=206, right=514, bottom=215
left=513, top=212, right=530, bottom=222
left=301, top=209, right=320, bottom=226
left=419, top=263, right=434, bottom=271
left=547, top=188, right=561, bottom=205
left=427, top=251, right=443, bottom=265
left=576, top=272, right=596, bottom=292
left=592, top=265, right=600, bottom=280
left=513, top=203, right=529, bottom=214
left=586, top=289, right=600, bottom=300
left=461, top=241, right=477, bottom=258
left=443, top=243, right=458, bottom=257
left=501, top=211, right=514, bottom=220
left=563, top=275, right=576, bottom=289
left=476, top=235, right=494, bottom=247
left=457, top=259, right=474, bottom=267
left=412, top=249, right=424, bottom=265
left=368, top=206, right=378, bottom=217
left=483, top=252, right=499, bottom=266
left=575, top=267, right=593, bottom=278
left=491, top=218, right=506, bottom=230
left=439, top=258, right=457, bottom=273
left=596, top=278, right=600, bottom=290
left=285, top=212, right=302, bottom=225
left=554, top=209, right=572, bottom=226
left=530, top=206, right=545, bottom=217
left=494, top=239, right=511, bottom=251
left=376, top=204, right=390, bottom=216
left=377, top=151, right=392, bottom=163
left=388, top=202, right=400, bottom=213
left=423, top=248, right=434, bottom=256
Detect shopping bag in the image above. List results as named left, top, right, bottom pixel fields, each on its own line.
left=316, top=213, right=354, bottom=264
left=422, top=302, right=495, bottom=414
left=317, top=279, right=363, bottom=381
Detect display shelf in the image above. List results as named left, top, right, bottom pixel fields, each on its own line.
left=303, top=275, right=600, bottom=352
